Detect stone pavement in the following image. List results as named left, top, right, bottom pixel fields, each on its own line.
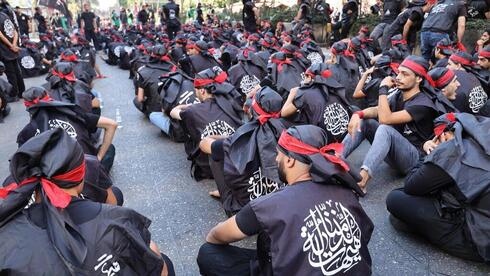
left=0, top=58, right=489, bottom=275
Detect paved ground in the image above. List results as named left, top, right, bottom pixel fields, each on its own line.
left=1, top=58, right=489, bottom=275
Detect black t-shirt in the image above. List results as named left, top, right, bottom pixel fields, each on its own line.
left=421, top=0, right=467, bottom=34
left=137, top=9, right=148, bottom=24
left=80, top=11, right=95, bottom=30
left=0, top=12, right=17, bottom=60
left=34, top=12, right=46, bottom=32
left=381, top=0, right=404, bottom=23
left=235, top=203, right=261, bottom=236
left=342, top=1, right=358, bottom=19
left=389, top=90, right=439, bottom=150
left=17, top=13, right=29, bottom=33
left=453, top=70, right=488, bottom=114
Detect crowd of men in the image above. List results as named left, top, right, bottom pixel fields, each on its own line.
left=0, top=0, right=490, bottom=274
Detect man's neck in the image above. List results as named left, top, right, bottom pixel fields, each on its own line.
left=401, top=86, right=420, bottom=101
left=288, top=172, right=312, bottom=185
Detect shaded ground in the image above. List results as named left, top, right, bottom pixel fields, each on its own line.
left=0, top=59, right=489, bottom=275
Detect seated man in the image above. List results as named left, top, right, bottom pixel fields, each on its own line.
left=282, top=62, right=353, bottom=142
left=180, top=40, right=221, bottom=77
left=447, top=51, right=490, bottom=111
left=353, top=55, right=399, bottom=108
left=387, top=113, right=490, bottom=262
left=170, top=67, right=243, bottom=180
left=133, top=45, right=176, bottom=116
left=342, top=55, right=454, bottom=193
left=200, top=87, right=285, bottom=216
left=0, top=129, right=173, bottom=275
left=17, top=87, right=117, bottom=172
left=429, top=67, right=489, bottom=116
left=432, top=38, right=454, bottom=68
left=227, top=49, right=267, bottom=96
left=197, top=125, right=373, bottom=275
left=327, top=41, right=360, bottom=103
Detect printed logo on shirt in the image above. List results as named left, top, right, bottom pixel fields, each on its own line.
left=247, top=168, right=279, bottom=200
left=178, top=90, right=200, bottom=105
left=323, top=102, right=349, bottom=136
left=21, top=56, right=36, bottom=69
left=113, top=46, right=122, bottom=57
left=124, top=46, right=133, bottom=55
left=3, top=18, right=14, bottom=38
left=48, top=119, right=77, bottom=138
left=94, top=253, right=121, bottom=276
left=430, top=3, right=449, bottom=14
left=239, top=75, right=260, bottom=95
left=307, top=52, right=323, bottom=65
left=200, top=120, right=235, bottom=139
left=468, top=86, right=487, bottom=113
left=301, top=200, right=362, bottom=275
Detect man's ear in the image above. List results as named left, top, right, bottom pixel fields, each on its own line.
left=416, top=75, right=423, bottom=84
left=286, top=156, right=296, bottom=168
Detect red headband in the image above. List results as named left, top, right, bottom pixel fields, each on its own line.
left=251, top=98, right=280, bottom=125
left=271, top=58, right=292, bottom=72
left=434, top=69, right=455, bottom=88
left=389, top=62, right=400, bottom=74
left=24, top=94, right=53, bottom=107
left=52, top=70, right=76, bottom=82
left=400, top=59, right=435, bottom=87
left=61, top=53, right=78, bottom=62
left=278, top=130, right=349, bottom=171
left=449, top=54, right=473, bottom=66
left=0, top=161, right=85, bottom=208
left=305, top=69, right=332, bottom=79
left=392, top=39, right=407, bottom=46
left=433, top=113, right=456, bottom=136
left=479, top=50, right=490, bottom=58
left=193, top=71, right=228, bottom=88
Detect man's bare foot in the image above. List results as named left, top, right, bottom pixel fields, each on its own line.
left=357, top=169, right=370, bottom=194
left=209, top=190, right=220, bottom=198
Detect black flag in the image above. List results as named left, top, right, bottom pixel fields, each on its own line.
left=37, top=0, right=71, bottom=19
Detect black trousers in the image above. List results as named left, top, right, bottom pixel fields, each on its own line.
left=386, top=188, right=483, bottom=262
left=197, top=242, right=257, bottom=276
left=166, top=25, right=180, bottom=40
left=84, top=29, right=100, bottom=50
left=2, top=58, right=25, bottom=98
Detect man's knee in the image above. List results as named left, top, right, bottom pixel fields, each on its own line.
left=197, top=242, right=217, bottom=273
left=386, top=188, right=406, bottom=216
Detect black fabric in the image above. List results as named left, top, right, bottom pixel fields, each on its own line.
left=0, top=12, right=18, bottom=61
left=228, top=59, right=266, bottom=96
left=34, top=12, right=47, bottom=33
left=381, top=0, right=404, bottom=23
left=1, top=58, right=25, bottom=97
left=242, top=1, right=257, bottom=33
left=187, top=54, right=221, bottom=77
left=250, top=180, right=373, bottom=275
left=197, top=242, right=257, bottom=276
left=388, top=90, right=442, bottom=150
left=136, top=62, right=175, bottom=114
left=210, top=139, right=225, bottom=162
left=453, top=70, right=488, bottom=115
left=18, top=47, right=46, bottom=78
left=83, top=154, right=113, bottom=203
left=235, top=203, right=261, bottom=236
left=328, top=56, right=360, bottom=103
left=80, top=11, right=95, bottom=31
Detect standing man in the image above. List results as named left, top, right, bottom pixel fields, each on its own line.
left=120, top=7, right=128, bottom=28
left=80, top=2, right=99, bottom=51
left=33, top=7, right=46, bottom=34
left=14, top=6, right=29, bottom=37
left=370, top=0, right=405, bottom=44
left=163, top=0, right=180, bottom=40
left=137, top=4, right=149, bottom=27
left=242, top=0, right=258, bottom=33
left=196, top=3, right=204, bottom=25
left=333, top=0, right=359, bottom=41
left=0, top=1, right=25, bottom=99
left=419, top=0, right=466, bottom=61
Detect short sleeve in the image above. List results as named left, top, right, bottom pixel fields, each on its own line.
left=405, top=105, right=436, bottom=123
left=409, top=10, right=421, bottom=22
left=292, top=89, right=307, bottom=110
left=81, top=112, right=100, bottom=133
left=235, top=203, right=261, bottom=236
left=457, top=4, right=467, bottom=17
left=210, top=139, right=225, bottom=162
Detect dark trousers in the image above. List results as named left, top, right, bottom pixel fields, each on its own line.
left=209, top=159, right=237, bottom=217
left=386, top=188, right=483, bottom=262
left=197, top=242, right=257, bottom=276
left=166, top=25, right=180, bottom=40
left=332, top=20, right=354, bottom=42
left=2, top=58, right=25, bottom=98
left=84, top=29, right=100, bottom=50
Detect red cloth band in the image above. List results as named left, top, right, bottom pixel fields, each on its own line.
left=193, top=71, right=228, bottom=88
left=0, top=161, right=85, bottom=208
left=24, top=94, right=53, bottom=107
left=354, top=111, right=364, bottom=119
left=278, top=131, right=349, bottom=171
left=450, top=54, right=473, bottom=66
left=479, top=50, right=490, bottom=58
left=52, top=70, right=77, bottom=82
left=434, top=69, right=455, bottom=88
left=270, top=58, right=292, bottom=73
left=61, top=53, right=78, bottom=62
left=400, top=59, right=435, bottom=87
left=392, top=39, right=407, bottom=46
left=251, top=99, right=280, bottom=125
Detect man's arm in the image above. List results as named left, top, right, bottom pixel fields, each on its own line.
left=456, top=16, right=465, bottom=43
left=402, top=19, right=413, bottom=42
left=281, top=87, right=299, bottom=117
left=169, top=104, right=190, bottom=120
left=206, top=216, right=248, bottom=244
left=96, top=116, right=118, bottom=161
left=353, top=67, right=374, bottom=99
left=377, top=77, right=413, bottom=125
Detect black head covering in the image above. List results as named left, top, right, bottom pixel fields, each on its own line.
left=304, top=62, right=343, bottom=89
left=277, top=125, right=363, bottom=195
left=0, top=61, right=5, bottom=73
left=436, top=38, right=454, bottom=56
left=428, top=67, right=456, bottom=89
left=0, top=128, right=87, bottom=272
left=227, top=86, right=285, bottom=183
left=46, top=62, right=77, bottom=103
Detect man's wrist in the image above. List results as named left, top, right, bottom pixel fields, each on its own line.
left=354, top=111, right=364, bottom=119
left=379, top=85, right=390, bottom=96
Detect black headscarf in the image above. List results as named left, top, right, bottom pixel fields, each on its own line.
left=227, top=87, right=285, bottom=183
left=277, top=125, right=364, bottom=196
left=46, top=62, right=77, bottom=104
left=0, top=128, right=87, bottom=273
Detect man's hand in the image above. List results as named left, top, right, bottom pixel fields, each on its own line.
left=380, top=76, right=396, bottom=88
left=10, top=45, right=20, bottom=53
left=364, top=66, right=375, bottom=76
left=423, top=137, right=439, bottom=155
left=348, top=114, right=362, bottom=138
